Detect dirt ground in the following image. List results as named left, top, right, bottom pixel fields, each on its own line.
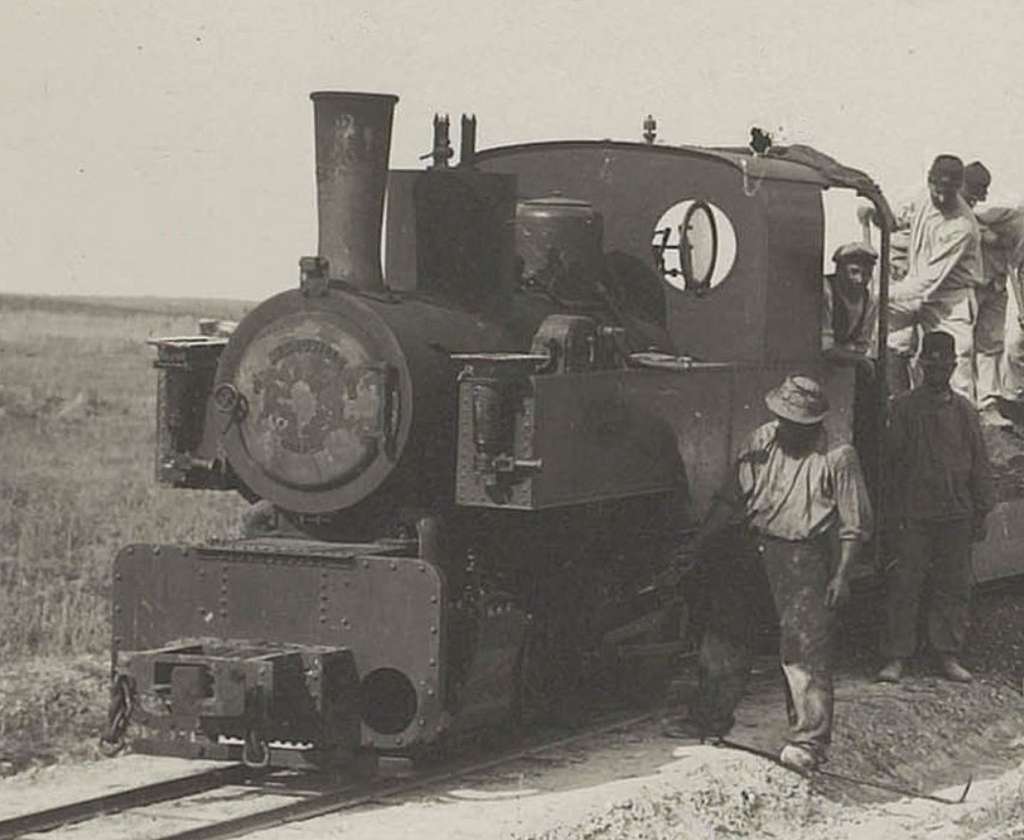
left=2, top=588, right=1024, bottom=839
left=1, top=670, right=1022, bottom=839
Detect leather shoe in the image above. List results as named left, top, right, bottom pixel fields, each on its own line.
left=940, top=656, right=973, bottom=683
left=875, top=659, right=905, bottom=683
left=779, top=743, right=819, bottom=771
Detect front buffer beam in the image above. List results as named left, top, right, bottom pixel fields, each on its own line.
left=111, top=539, right=447, bottom=766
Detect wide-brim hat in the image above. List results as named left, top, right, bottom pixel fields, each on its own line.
left=765, top=375, right=829, bottom=425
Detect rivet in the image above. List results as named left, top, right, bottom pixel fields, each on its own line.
left=113, top=605, right=122, bottom=613
left=430, top=626, right=437, bottom=635
left=395, top=737, right=403, bottom=745
left=153, top=546, right=161, bottom=555
left=418, top=718, right=426, bottom=727
left=429, top=658, right=436, bottom=667
left=390, top=561, right=397, bottom=571
left=363, top=560, right=370, bottom=569
left=126, top=546, right=134, bottom=555
left=419, top=564, right=426, bottom=573
left=430, top=595, right=437, bottom=604
left=114, top=573, right=122, bottom=581
left=427, top=689, right=435, bottom=697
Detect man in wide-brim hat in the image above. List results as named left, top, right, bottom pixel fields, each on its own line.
left=878, top=331, right=994, bottom=683
left=675, top=375, right=873, bottom=770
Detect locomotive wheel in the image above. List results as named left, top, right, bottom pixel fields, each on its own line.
left=511, top=628, right=585, bottom=728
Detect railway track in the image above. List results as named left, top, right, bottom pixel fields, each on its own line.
left=0, top=711, right=655, bottom=840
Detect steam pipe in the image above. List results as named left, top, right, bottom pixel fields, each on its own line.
left=310, top=91, right=398, bottom=291
left=431, top=114, right=453, bottom=169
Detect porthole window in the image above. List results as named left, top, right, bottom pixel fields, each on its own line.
left=652, top=200, right=737, bottom=294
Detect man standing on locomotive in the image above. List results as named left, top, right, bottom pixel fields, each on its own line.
left=962, top=163, right=1014, bottom=427
left=978, top=206, right=1024, bottom=409
left=822, top=242, right=879, bottom=360
left=887, top=155, right=983, bottom=401
left=877, top=331, right=994, bottom=684
left=677, top=376, right=873, bottom=770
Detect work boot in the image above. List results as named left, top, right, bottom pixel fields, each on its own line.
left=979, top=405, right=1013, bottom=428
left=940, top=656, right=974, bottom=683
left=875, top=659, right=905, bottom=683
left=779, top=743, right=819, bottom=771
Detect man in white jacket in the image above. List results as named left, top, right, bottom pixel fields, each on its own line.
left=888, top=155, right=984, bottom=402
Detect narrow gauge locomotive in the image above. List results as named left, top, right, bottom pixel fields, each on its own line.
left=109, top=91, right=1024, bottom=769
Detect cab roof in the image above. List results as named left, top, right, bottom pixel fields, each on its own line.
left=475, top=139, right=894, bottom=225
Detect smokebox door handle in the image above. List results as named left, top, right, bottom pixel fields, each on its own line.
left=364, top=363, right=399, bottom=459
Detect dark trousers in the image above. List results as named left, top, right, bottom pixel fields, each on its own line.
left=882, top=518, right=973, bottom=659
left=693, top=534, right=835, bottom=757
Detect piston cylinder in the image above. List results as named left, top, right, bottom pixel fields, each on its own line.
left=311, top=92, right=398, bottom=291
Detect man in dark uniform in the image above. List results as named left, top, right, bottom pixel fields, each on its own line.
left=877, top=331, right=994, bottom=683
left=677, top=376, right=873, bottom=770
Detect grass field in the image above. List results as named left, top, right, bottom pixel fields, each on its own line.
left=0, top=293, right=253, bottom=661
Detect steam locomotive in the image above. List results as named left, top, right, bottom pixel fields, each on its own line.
left=108, top=91, right=1024, bottom=769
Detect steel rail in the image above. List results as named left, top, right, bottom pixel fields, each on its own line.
left=152, top=712, right=656, bottom=840
left=0, top=763, right=254, bottom=839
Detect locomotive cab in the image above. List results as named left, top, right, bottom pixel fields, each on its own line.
left=464, top=139, right=893, bottom=520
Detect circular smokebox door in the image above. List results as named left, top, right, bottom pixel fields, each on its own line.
left=216, top=291, right=410, bottom=514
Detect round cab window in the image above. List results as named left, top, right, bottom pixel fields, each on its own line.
left=652, top=200, right=737, bottom=294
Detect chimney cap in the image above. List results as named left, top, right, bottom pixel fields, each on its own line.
left=310, top=91, right=399, bottom=103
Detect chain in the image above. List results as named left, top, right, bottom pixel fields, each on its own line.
left=98, top=674, right=133, bottom=757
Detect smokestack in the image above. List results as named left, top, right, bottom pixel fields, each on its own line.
left=311, top=91, right=398, bottom=291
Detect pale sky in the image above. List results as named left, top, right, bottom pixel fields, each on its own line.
left=3, top=0, right=1022, bottom=300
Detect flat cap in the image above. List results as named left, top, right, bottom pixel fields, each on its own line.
left=920, top=331, right=956, bottom=364
left=832, top=241, right=879, bottom=265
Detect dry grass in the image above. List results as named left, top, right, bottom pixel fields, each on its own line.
left=0, top=294, right=252, bottom=661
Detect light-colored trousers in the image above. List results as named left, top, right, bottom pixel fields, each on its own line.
left=1003, top=284, right=1024, bottom=403
left=975, top=284, right=1007, bottom=409
left=887, top=285, right=976, bottom=403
